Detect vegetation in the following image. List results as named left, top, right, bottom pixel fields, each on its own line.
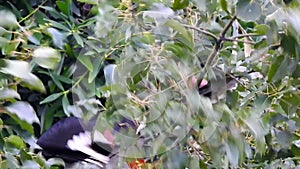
left=0, top=0, right=300, bottom=168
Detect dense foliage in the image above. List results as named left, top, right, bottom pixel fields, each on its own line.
left=0, top=0, right=300, bottom=168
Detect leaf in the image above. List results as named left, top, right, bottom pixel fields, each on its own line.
left=0, top=88, right=20, bottom=100
left=21, top=161, right=40, bottom=169
left=165, top=20, right=194, bottom=48
left=0, top=27, right=9, bottom=35
left=21, top=74, right=46, bottom=93
left=220, top=0, right=229, bottom=13
left=6, top=135, right=25, bottom=149
left=48, top=71, right=64, bottom=91
left=62, top=95, right=70, bottom=116
left=5, top=153, right=20, bottom=169
left=104, top=64, right=117, bottom=85
left=41, top=6, right=68, bottom=20
left=254, top=24, right=269, bottom=35
left=268, top=55, right=297, bottom=82
left=172, top=0, right=189, bottom=10
left=143, top=3, right=175, bottom=21
left=275, top=130, right=293, bottom=148
left=32, top=47, right=61, bottom=69
left=225, top=140, right=239, bottom=167
left=236, top=0, right=262, bottom=21
left=44, top=18, right=70, bottom=31
left=46, top=27, right=65, bottom=49
left=0, top=60, right=45, bottom=92
left=267, top=55, right=284, bottom=82
left=40, top=92, right=63, bottom=104
left=56, top=1, right=70, bottom=17
left=0, top=10, right=19, bottom=28
left=73, top=32, right=84, bottom=47
left=78, top=55, right=93, bottom=72
left=5, top=101, right=40, bottom=124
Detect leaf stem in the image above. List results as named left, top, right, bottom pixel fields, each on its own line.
left=18, top=0, right=48, bottom=24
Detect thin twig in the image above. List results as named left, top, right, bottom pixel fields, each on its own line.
left=231, top=33, right=261, bottom=39
left=183, top=24, right=218, bottom=41
left=18, top=0, right=48, bottom=23
left=204, top=15, right=237, bottom=69
left=222, top=37, right=256, bottom=44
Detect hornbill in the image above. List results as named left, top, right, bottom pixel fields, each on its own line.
left=36, top=64, right=143, bottom=168
left=36, top=116, right=139, bottom=168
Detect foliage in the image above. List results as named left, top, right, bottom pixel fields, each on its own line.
left=0, top=0, right=300, bottom=168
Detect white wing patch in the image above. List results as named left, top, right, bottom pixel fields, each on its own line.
left=66, top=131, right=110, bottom=166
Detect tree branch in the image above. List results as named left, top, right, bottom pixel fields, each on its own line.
left=183, top=24, right=218, bottom=42
left=204, top=15, right=237, bottom=69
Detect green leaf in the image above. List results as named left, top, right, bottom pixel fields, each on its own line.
left=268, top=55, right=297, bottom=82
left=40, top=92, right=64, bottom=104
left=5, top=101, right=40, bottom=124
left=56, top=1, right=70, bottom=17
left=21, top=74, right=46, bottom=93
left=44, top=19, right=70, bottom=31
left=78, top=55, right=93, bottom=72
left=49, top=72, right=64, bottom=91
left=62, top=95, right=70, bottom=116
left=0, top=10, right=19, bottom=28
left=0, top=60, right=28, bottom=79
left=172, top=0, right=189, bottom=10
left=267, top=55, right=284, bottom=82
left=254, top=24, right=269, bottom=35
left=220, top=0, right=229, bottom=13
left=41, top=6, right=68, bottom=20
left=165, top=20, right=194, bottom=48
left=6, top=135, right=25, bottom=149
left=73, top=32, right=84, bottom=47
left=236, top=0, right=261, bottom=21
left=32, top=47, right=61, bottom=69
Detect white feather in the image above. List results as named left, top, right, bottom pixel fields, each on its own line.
left=84, top=158, right=104, bottom=168
left=67, top=131, right=110, bottom=164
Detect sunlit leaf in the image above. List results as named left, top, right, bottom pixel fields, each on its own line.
left=104, top=64, right=117, bottom=85
left=220, top=0, right=229, bottom=13
left=143, top=3, right=175, bottom=21
left=5, top=153, right=20, bottom=168
left=21, top=160, right=40, bottom=169
left=40, top=92, right=64, bottom=104
left=6, top=135, right=25, bottom=149
left=0, top=88, right=20, bottom=100
left=46, top=27, right=65, bottom=49
left=0, top=10, right=19, bottom=28
left=172, top=0, right=189, bottom=10
left=32, top=47, right=61, bottom=69
left=5, top=101, right=40, bottom=124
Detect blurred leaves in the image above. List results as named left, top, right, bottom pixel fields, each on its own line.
left=0, top=0, right=300, bottom=168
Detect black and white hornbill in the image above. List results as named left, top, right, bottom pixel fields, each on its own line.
left=36, top=64, right=144, bottom=168
left=36, top=116, right=139, bottom=168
